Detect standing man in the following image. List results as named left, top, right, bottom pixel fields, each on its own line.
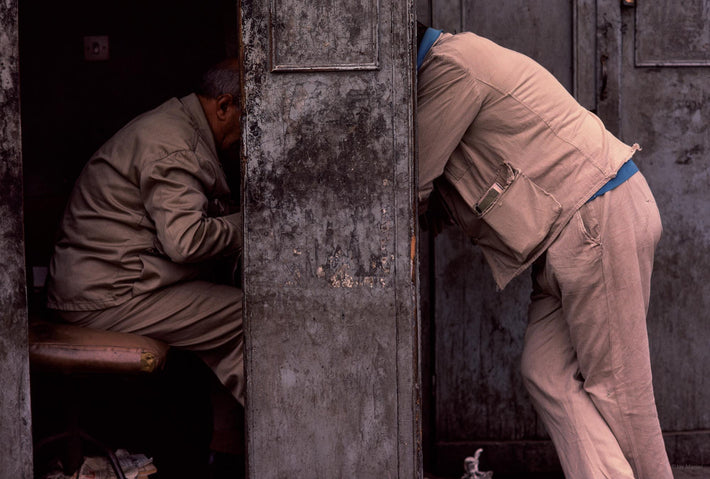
left=417, top=23, right=672, bottom=479
left=47, top=59, right=245, bottom=408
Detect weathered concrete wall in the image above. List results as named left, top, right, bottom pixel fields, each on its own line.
left=242, top=0, right=419, bottom=477
left=0, top=0, right=33, bottom=476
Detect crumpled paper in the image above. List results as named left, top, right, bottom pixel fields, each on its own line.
left=44, top=449, right=157, bottom=479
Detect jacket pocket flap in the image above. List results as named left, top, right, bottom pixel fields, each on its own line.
left=476, top=164, right=561, bottom=262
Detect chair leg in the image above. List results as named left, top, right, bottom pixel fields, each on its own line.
left=79, top=431, right=128, bottom=479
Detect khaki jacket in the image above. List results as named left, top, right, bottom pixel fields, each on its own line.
left=418, top=32, right=639, bottom=289
left=47, top=94, right=242, bottom=310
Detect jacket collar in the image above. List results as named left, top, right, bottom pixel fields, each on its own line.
left=179, top=93, right=219, bottom=160
left=417, top=27, right=443, bottom=70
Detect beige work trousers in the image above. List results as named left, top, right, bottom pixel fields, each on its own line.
left=520, top=172, right=672, bottom=479
left=59, top=281, right=244, bottom=406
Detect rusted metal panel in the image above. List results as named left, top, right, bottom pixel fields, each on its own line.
left=616, top=3, right=710, bottom=448
left=433, top=0, right=463, bottom=33
left=596, top=0, right=622, bottom=135
left=417, top=0, right=433, bottom=26
left=574, top=0, right=597, bottom=111
left=635, top=1, right=710, bottom=66
left=0, top=0, right=33, bottom=476
left=433, top=229, right=544, bottom=442
left=242, top=0, right=419, bottom=476
left=270, top=0, right=379, bottom=71
left=459, top=0, right=574, bottom=89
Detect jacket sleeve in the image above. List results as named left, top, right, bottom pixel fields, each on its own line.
left=417, top=53, right=482, bottom=204
left=140, top=151, right=242, bottom=264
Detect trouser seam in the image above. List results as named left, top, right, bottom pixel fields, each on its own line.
left=597, top=226, right=642, bottom=478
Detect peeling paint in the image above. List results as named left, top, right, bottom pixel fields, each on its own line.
left=315, top=247, right=392, bottom=288
left=242, top=0, right=417, bottom=476
left=635, top=2, right=710, bottom=65
left=270, top=0, right=379, bottom=70
left=0, top=0, right=33, bottom=475
left=244, top=73, right=397, bottom=289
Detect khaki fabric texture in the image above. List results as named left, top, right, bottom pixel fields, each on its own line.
left=418, top=32, right=639, bottom=289
left=47, top=93, right=242, bottom=311
left=520, top=173, right=671, bottom=479
left=60, top=281, right=244, bottom=405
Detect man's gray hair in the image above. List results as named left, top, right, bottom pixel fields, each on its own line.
left=197, top=59, right=240, bottom=101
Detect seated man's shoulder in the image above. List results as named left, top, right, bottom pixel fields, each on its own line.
left=101, top=98, right=199, bottom=163
left=126, top=98, right=195, bottom=142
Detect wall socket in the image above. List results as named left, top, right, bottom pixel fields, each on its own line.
left=32, top=266, right=48, bottom=289
left=84, top=35, right=110, bottom=61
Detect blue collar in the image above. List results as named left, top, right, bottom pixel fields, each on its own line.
left=417, top=28, right=443, bottom=70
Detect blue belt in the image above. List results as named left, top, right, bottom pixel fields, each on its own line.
left=588, top=159, right=639, bottom=202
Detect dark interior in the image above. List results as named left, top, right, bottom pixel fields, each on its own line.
left=21, top=0, right=239, bottom=301
left=20, top=1, right=241, bottom=477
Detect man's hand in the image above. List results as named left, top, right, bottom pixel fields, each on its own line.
left=419, top=187, right=454, bottom=236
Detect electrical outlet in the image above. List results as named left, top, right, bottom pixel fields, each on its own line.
left=84, top=35, right=110, bottom=61
left=32, top=266, right=48, bottom=289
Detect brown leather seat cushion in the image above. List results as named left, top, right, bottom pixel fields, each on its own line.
left=29, top=321, right=170, bottom=375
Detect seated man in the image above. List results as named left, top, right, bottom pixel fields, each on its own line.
left=417, top=23, right=671, bottom=479
left=46, top=59, right=245, bottom=410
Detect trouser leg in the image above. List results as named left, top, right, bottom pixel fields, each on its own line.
left=521, top=173, right=671, bottom=479
left=59, top=280, right=245, bottom=406
left=522, top=286, right=635, bottom=478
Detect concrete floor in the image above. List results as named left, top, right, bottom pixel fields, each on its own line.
left=672, top=466, right=710, bottom=479
left=426, top=466, right=710, bottom=478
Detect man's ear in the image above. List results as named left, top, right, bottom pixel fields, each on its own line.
left=215, top=94, right=235, bottom=121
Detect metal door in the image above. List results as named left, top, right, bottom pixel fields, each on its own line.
left=241, top=0, right=420, bottom=477
left=596, top=0, right=710, bottom=465
left=0, top=0, right=33, bottom=476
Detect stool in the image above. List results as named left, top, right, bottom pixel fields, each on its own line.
left=29, top=319, right=170, bottom=478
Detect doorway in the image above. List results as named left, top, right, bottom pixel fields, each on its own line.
left=20, top=1, right=242, bottom=477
